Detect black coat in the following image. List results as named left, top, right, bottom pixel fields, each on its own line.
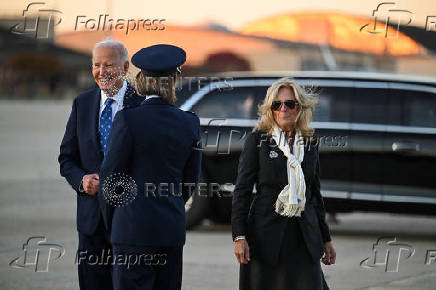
left=231, top=130, right=331, bottom=266
left=58, top=83, right=144, bottom=235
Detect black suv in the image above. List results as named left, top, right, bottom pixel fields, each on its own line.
left=176, top=71, right=436, bottom=228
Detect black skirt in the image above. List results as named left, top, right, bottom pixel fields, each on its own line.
left=239, top=218, right=328, bottom=290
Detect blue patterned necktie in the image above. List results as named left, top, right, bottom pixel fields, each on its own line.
left=99, top=98, right=115, bottom=155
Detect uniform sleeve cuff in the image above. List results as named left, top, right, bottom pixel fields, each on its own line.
left=234, top=236, right=246, bottom=242
left=78, top=177, right=85, bottom=193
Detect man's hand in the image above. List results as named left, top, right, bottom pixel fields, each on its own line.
left=234, top=239, right=250, bottom=264
left=82, top=174, right=100, bottom=195
left=322, top=241, right=336, bottom=265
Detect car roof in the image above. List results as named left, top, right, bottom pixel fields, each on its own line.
left=212, top=71, right=436, bottom=87
left=177, top=70, right=436, bottom=109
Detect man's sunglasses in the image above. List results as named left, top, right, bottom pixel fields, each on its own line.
left=271, top=100, right=299, bottom=111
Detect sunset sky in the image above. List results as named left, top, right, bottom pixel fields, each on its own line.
left=1, top=0, right=434, bottom=32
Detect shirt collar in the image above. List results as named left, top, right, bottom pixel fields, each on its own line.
left=100, top=80, right=127, bottom=108
left=146, top=94, right=161, bottom=100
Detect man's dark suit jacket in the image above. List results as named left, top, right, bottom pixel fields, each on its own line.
left=232, top=130, right=331, bottom=265
left=58, top=84, right=144, bottom=235
left=98, top=97, right=202, bottom=247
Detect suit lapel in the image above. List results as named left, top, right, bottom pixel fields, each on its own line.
left=123, top=83, right=144, bottom=109
left=302, top=139, right=317, bottom=174
left=302, top=144, right=309, bottom=173
left=90, top=88, right=102, bottom=158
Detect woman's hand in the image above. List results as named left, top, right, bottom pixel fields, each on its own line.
left=234, top=239, right=250, bottom=264
left=322, top=241, right=336, bottom=265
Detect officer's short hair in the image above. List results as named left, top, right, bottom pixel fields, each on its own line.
left=135, top=73, right=178, bottom=104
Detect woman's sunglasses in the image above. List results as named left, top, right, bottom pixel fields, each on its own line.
left=271, top=100, right=299, bottom=111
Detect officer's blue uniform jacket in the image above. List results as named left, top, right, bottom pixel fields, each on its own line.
left=98, top=96, right=202, bottom=246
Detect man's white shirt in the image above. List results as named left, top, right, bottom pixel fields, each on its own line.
left=99, top=80, right=127, bottom=125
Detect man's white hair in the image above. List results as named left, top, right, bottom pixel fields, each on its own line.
left=92, top=39, right=129, bottom=64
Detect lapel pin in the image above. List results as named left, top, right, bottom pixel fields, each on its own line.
left=269, top=151, right=278, bottom=159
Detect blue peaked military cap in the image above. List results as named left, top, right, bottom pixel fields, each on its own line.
left=131, top=44, right=186, bottom=77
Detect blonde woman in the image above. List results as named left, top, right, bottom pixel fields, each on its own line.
left=231, top=78, right=336, bottom=290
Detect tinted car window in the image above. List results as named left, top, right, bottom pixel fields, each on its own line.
left=352, top=88, right=388, bottom=124
left=192, top=87, right=267, bottom=119
left=388, top=89, right=436, bottom=127
left=386, top=89, right=403, bottom=126
left=312, top=87, right=352, bottom=122
left=407, top=91, right=436, bottom=127
left=174, top=80, right=201, bottom=107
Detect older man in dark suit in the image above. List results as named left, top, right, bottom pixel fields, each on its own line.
left=98, top=44, right=202, bottom=290
left=58, top=39, right=144, bottom=290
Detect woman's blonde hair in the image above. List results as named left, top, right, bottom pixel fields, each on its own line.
left=135, top=72, right=178, bottom=104
left=253, top=77, right=318, bottom=138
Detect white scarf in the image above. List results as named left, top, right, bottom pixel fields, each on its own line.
left=272, top=124, right=306, bottom=217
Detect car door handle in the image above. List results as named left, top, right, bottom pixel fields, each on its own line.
left=392, top=142, right=420, bottom=152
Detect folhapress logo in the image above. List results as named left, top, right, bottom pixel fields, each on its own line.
left=10, top=2, right=63, bottom=39
left=360, top=236, right=415, bottom=272
left=9, top=236, right=65, bottom=272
